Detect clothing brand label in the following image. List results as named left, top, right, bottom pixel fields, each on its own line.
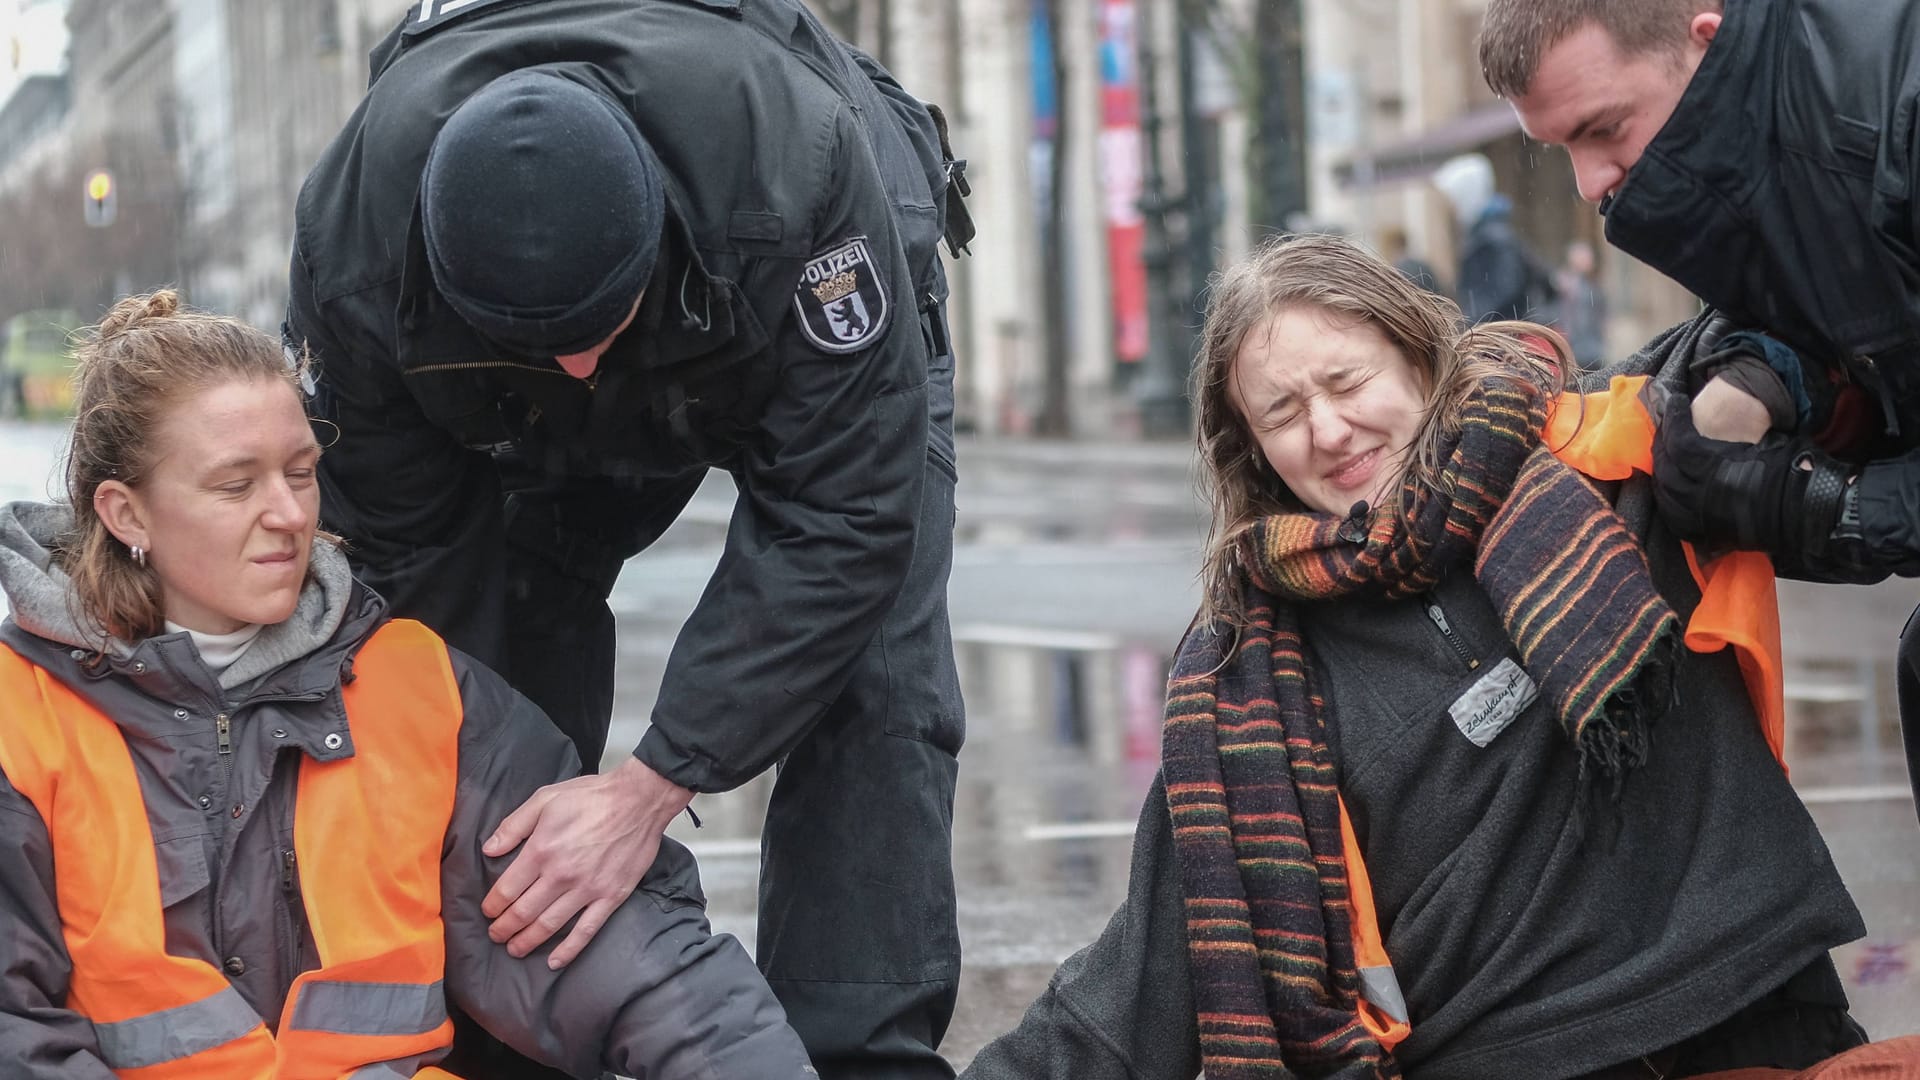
left=1449, top=656, right=1539, bottom=747
left=793, top=237, right=890, bottom=354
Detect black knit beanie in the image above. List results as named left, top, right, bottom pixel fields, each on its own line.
left=422, top=70, right=663, bottom=357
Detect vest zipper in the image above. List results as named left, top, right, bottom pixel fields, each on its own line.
left=215, top=712, right=234, bottom=791
left=1425, top=597, right=1480, bottom=671
left=286, top=846, right=306, bottom=973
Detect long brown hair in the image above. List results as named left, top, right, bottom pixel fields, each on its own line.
left=1192, top=233, right=1569, bottom=628
left=58, top=289, right=312, bottom=643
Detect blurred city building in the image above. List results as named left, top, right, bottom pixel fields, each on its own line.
left=0, top=0, right=1703, bottom=437
left=826, top=0, right=1286, bottom=437
left=823, top=0, right=1700, bottom=436
left=0, top=69, right=67, bottom=193
left=0, top=1, right=407, bottom=329
left=0, top=0, right=70, bottom=193
left=66, top=0, right=408, bottom=326
left=1306, top=0, right=1697, bottom=356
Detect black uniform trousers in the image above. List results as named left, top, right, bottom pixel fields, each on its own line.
left=464, top=303, right=964, bottom=1079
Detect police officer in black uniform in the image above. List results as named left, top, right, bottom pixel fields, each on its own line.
left=1485, top=0, right=1920, bottom=819
left=285, top=1, right=972, bottom=1076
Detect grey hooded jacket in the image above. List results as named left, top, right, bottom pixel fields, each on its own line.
left=0, top=500, right=811, bottom=1079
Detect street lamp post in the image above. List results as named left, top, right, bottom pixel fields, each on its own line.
left=83, top=168, right=117, bottom=227
left=1133, top=0, right=1190, bottom=438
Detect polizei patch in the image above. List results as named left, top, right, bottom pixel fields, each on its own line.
left=794, top=237, right=889, bottom=353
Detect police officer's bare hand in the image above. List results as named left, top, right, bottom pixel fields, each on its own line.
left=479, top=756, right=695, bottom=969
left=1691, top=374, right=1773, bottom=444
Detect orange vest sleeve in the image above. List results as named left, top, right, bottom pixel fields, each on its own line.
left=1547, top=378, right=1788, bottom=769
left=1543, top=375, right=1656, bottom=480
left=1679, top=547, right=1787, bottom=767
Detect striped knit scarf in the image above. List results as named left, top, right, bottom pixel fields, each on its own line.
left=1163, top=376, right=1678, bottom=1079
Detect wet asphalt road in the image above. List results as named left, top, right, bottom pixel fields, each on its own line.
left=1, top=420, right=1914, bottom=1066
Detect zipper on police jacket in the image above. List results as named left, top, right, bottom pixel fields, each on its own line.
left=281, top=849, right=297, bottom=894
left=1425, top=597, right=1480, bottom=671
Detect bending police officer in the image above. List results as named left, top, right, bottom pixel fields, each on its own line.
left=1478, top=0, right=1920, bottom=818
left=285, top=0, right=973, bottom=1075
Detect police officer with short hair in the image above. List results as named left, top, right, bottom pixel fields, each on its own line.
left=285, top=1, right=971, bottom=1076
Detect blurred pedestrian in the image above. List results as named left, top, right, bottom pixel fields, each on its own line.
left=1431, top=152, right=1556, bottom=324
left=1481, top=0, right=1920, bottom=818
left=0, top=291, right=813, bottom=1079
left=1378, top=225, right=1446, bottom=297
left=960, top=234, right=1892, bottom=1080
left=1551, top=240, right=1609, bottom=370
left=285, top=1, right=972, bottom=1076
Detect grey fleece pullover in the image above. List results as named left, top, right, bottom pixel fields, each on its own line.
left=963, top=509, right=1864, bottom=1080
left=0, top=500, right=812, bottom=1079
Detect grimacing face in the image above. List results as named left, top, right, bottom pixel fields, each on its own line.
left=1510, top=16, right=1721, bottom=203
left=1230, top=307, right=1429, bottom=518
left=95, top=377, right=321, bottom=634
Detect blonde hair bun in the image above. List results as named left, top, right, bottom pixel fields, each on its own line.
left=93, top=289, right=183, bottom=340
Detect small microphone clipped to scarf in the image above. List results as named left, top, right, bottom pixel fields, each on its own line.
left=1336, top=499, right=1371, bottom=544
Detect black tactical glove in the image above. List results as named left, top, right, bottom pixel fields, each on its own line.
left=1652, top=393, right=1857, bottom=561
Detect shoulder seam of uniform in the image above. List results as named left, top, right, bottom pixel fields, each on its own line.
left=310, top=272, right=406, bottom=309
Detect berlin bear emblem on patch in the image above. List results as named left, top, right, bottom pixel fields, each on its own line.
left=794, top=237, right=890, bottom=353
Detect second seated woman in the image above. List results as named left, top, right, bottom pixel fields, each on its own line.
left=0, top=291, right=813, bottom=1078
left=962, top=235, right=1885, bottom=1079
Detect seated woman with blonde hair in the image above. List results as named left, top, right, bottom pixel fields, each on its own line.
left=962, top=235, right=1919, bottom=1079
left=0, top=290, right=813, bottom=1078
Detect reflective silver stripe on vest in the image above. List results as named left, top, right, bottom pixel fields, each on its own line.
left=287, top=979, right=448, bottom=1036
left=1359, top=965, right=1410, bottom=1025
left=92, top=983, right=264, bottom=1069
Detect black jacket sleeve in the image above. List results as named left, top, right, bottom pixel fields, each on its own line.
left=0, top=777, right=117, bottom=1078
left=438, top=648, right=811, bottom=1079
left=961, top=775, right=1203, bottom=1080
left=634, top=103, right=930, bottom=792
left=1847, top=451, right=1920, bottom=578
left=284, top=246, right=512, bottom=670
left=1772, top=449, right=1920, bottom=583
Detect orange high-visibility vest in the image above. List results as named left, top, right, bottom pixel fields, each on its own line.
left=1340, top=795, right=1410, bottom=1049
left=1340, top=376, right=1790, bottom=1051
left=0, top=618, right=469, bottom=1079
left=1545, top=375, right=1788, bottom=763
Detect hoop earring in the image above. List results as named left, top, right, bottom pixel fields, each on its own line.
left=310, top=416, right=343, bottom=450
left=130, top=545, right=146, bottom=568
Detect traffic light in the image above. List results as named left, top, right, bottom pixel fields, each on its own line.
left=83, top=169, right=117, bottom=227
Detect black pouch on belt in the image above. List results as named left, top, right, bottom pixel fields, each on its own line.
left=926, top=102, right=976, bottom=257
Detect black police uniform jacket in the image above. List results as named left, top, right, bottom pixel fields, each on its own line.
left=1603, top=0, right=1920, bottom=581
left=1605, top=0, right=1920, bottom=376
left=285, top=0, right=951, bottom=792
